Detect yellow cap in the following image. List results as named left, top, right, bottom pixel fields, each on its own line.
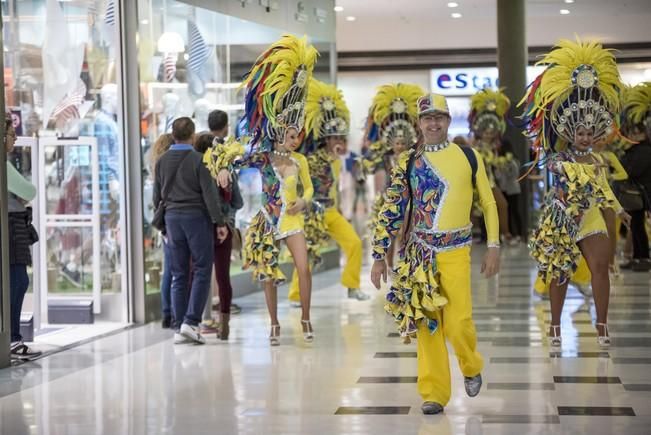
left=417, top=93, right=450, bottom=116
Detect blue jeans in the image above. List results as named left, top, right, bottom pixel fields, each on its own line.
left=10, top=264, right=30, bottom=342
left=165, top=210, right=214, bottom=328
left=160, top=238, right=172, bottom=318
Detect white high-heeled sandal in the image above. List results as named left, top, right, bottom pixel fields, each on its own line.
left=301, top=320, right=314, bottom=343
left=270, top=324, right=280, bottom=346
left=596, top=323, right=610, bottom=348
left=548, top=325, right=562, bottom=348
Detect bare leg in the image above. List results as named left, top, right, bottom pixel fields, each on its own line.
left=549, top=278, right=569, bottom=335
left=578, top=233, right=611, bottom=336
left=285, top=233, right=312, bottom=323
left=263, top=280, right=279, bottom=326
left=602, top=209, right=617, bottom=268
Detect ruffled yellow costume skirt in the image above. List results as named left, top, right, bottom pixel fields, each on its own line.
left=385, top=239, right=448, bottom=343
left=242, top=211, right=286, bottom=285
left=303, top=202, right=328, bottom=267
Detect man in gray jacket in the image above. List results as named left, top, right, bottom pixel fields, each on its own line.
left=153, top=117, right=226, bottom=344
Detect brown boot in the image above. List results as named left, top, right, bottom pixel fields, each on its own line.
left=219, top=313, right=230, bottom=341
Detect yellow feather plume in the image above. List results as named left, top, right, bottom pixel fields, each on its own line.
left=622, top=82, right=651, bottom=125
left=536, top=38, right=621, bottom=115
left=470, top=88, right=510, bottom=117
left=371, top=83, right=424, bottom=126
left=305, top=79, right=350, bottom=140
left=243, top=34, right=319, bottom=127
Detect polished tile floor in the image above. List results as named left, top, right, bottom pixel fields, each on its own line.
left=2, top=245, right=651, bottom=434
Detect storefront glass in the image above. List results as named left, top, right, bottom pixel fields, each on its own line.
left=2, top=0, right=128, bottom=328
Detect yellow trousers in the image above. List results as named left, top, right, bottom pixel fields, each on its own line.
left=416, top=246, right=483, bottom=405
left=289, top=208, right=362, bottom=301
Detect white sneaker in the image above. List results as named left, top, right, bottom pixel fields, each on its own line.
left=174, top=333, right=192, bottom=344
left=180, top=323, right=206, bottom=344
left=290, top=301, right=302, bottom=308
left=348, top=288, right=371, bottom=301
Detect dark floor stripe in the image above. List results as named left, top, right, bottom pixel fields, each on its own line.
left=490, top=357, right=550, bottom=364
left=387, top=332, right=400, bottom=338
left=335, top=406, right=410, bottom=415
left=549, top=352, right=609, bottom=358
left=553, top=376, right=621, bottom=384
left=482, top=415, right=560, bottom=424
left=476, top=324, right=542, bottom=332
left=358, top=376, right=417, bottom=383
left=623, top=384, right=651, bottom=391
left=374, top=352, right=416, bottom=358
left=487, top=382, right=555, bottom=390
left=613, top=357, right=651, bottom=364
left=558, top=406, right=635, bottom=416
left=491, top=338, right=543, bottom=347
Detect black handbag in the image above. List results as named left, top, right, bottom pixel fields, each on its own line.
left=618, top=180, right=647, bottom=212
left=152, top=153, right=191, bottom=232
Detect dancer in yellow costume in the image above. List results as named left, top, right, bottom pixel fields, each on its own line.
left=287, top=80, right=371, bottom=303
left=363, top=83, right=424, bottom=269
left=469, top=88, right=517, bottom=244
left=370, top=93, right=500, bottom=415
left=534, top=135, right=629, bottom=297
left=521, top=38, right=631, bottom=349
left=212, top=35, right=318, bottom=346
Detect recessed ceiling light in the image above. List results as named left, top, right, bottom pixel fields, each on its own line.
left=451, top=12, right=462, bottom=18
left=564, top=0, right=575, bottom=3
left=345, top=16, right=356, bottom=22
left=334, top=6, right=344, bottom=12
left=447, top=2, right=459, bottom=7
left=141, top=19, right=149, bottom=25
left=560, top=9, right=570, bottom=15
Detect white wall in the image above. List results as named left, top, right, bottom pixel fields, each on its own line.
left=336, top=9, right=651, bottom=52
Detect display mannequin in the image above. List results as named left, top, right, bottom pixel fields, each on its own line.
left=160, top=93, right=180, bottom=135
left=193, top=98, right=213, bottom=132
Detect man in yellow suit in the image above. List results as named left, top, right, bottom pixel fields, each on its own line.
left=371, top=93, right=500, bottom=415
left=288, top=80, right=370, bottom=304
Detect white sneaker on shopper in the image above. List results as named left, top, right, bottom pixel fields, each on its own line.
left=290, top=301, right=302, bottom=308
left=348, top=288, right=371, bottom=301
left=180, top=323, right=206, bottom=344
left=173, top=333, right=192, bottom=345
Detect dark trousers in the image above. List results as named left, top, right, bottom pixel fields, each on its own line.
left=214, top=227, right=234, bottom=314
left=630, top=209, right=650, bottom=260
left=504, top=193, right=523, bottom=237
left=10, top=264, right=29, bottom=343
left=166, top=210, right=214, bottom=328
left=161, top=238, right=172, bottom=318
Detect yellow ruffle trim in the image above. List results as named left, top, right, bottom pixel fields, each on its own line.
left=304, top=202, right=329, bottom=267
left=530, top=161, right=615, bottom=283
left=242, top=211, right=285, bottom=285
left=203, top=138, right=245, bottom=178
left=385, top=241, right=447, bottom=343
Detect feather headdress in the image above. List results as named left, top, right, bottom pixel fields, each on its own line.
left=241, top=34, right=318, bottom=146
left=520, top=37, right=623, bottom=153
left=304, top=80, right=350, bottom=143
left=469, top=88, right=511, bottom=135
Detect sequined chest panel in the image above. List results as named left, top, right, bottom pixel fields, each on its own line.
left=258, top=156, right=283, bottom=226
left=310, top=152, right=335, bottom=207
left=409, top=156, right=448, bottom=231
